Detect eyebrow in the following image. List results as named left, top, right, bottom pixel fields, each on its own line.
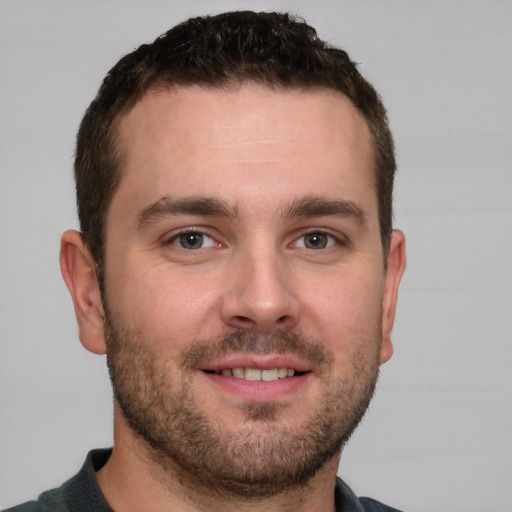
left=137, top=196, right=238, bottom=228
left=137, top=194, right=366, bottom=229
left=283, top=196, right=367, bottom=227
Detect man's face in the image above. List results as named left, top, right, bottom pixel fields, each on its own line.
left=100, top=84, right=403, bottom=496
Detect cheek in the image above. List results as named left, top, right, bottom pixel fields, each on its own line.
left=304, top=269, right=383, bottom=344
left=313, top=265, right=382, bottom=306
left=107, top=262, right=221, bottom=350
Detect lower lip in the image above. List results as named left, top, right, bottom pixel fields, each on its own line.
left=200, top=372, right=311, bottom=402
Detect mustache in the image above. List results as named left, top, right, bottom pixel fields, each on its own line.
left=180, top=329, right=332, bottom=372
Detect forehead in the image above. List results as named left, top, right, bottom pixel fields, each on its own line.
left=111, top=84, right=376, bottom=219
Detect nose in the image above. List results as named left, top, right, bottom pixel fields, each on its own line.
left=220, top=248, right=300, bottom=333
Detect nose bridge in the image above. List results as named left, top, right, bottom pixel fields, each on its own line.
left=220, top=239, right=299, bottom=332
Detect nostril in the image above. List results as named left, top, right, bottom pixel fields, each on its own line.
left=234, top=315, right=252, bottom=324
left=277, top=315, right=288, bottom=324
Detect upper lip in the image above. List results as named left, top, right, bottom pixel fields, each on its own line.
left=199, top=354, right=313, bottom=373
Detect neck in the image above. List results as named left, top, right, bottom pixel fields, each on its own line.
left=96, top=410, right=340, bottom=512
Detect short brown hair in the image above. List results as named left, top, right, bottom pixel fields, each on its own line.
left=75, top=11, right=396, bottom=272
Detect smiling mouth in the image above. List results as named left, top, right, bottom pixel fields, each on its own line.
left=203, top=367, right=308, bottom=381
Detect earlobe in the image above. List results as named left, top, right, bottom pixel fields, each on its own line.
left=60, top=230, right=107, bottom=355
left=380, top=229, right=406, bottom=365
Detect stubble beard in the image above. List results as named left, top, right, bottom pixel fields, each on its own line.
left=104, top=315, right=381, bottom=499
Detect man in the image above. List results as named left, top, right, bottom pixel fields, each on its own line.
left=7, top=10, right=406, bottom=512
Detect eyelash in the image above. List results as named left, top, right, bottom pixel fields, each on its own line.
left=164, top=229, right=219, bottom=250
left=293, top=230, right=342, bottom=250
left=164, top=228, right=346, bottom=251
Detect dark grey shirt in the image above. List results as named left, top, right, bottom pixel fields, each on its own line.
left=5, top=449, right=403, bottom=511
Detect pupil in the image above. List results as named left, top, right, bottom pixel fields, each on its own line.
left=181, top=233, right=203, bottom=249
left=306, top=233, right=327, bottom=249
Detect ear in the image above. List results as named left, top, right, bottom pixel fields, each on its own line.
left=379, top=229, right=406, bottom=364
left=60, top=230, right=107, bottom=355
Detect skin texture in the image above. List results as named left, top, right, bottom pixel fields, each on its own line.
left=60, top=84, right=406, bottom=512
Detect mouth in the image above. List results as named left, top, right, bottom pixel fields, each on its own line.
left=198, top=356, right=313, bottom=402
left=203, top=367, right=307, bottom=381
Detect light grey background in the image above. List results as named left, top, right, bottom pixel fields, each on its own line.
left=1, top=1, right=511, bottom=510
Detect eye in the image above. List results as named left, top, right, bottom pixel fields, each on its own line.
left=295, top=232, right=337, bottom=249
left=170, top=231, right=217, bottom=250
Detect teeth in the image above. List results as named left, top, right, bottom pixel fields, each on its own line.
left=261, top=369, right=279, bottom=381
left=245, top=368, right=261, bottom=381
left=279, top=367, right=291, bottom=378
left=217, top=367, right=297, bottom=381
left=232, top=367, right=244, bottom=378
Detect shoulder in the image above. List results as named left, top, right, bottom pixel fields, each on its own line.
left=2, top=487, right=66, bottom=512
left=359, top=497, right=405, bottom=512
left=3, top=449, right=113, bottom=512
left=335, top=477, right=405, bottom=512
left=3, top=503, right=42, bottom=512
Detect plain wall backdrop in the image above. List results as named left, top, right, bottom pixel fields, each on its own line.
left=1, top=1, right=511, bottom=510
